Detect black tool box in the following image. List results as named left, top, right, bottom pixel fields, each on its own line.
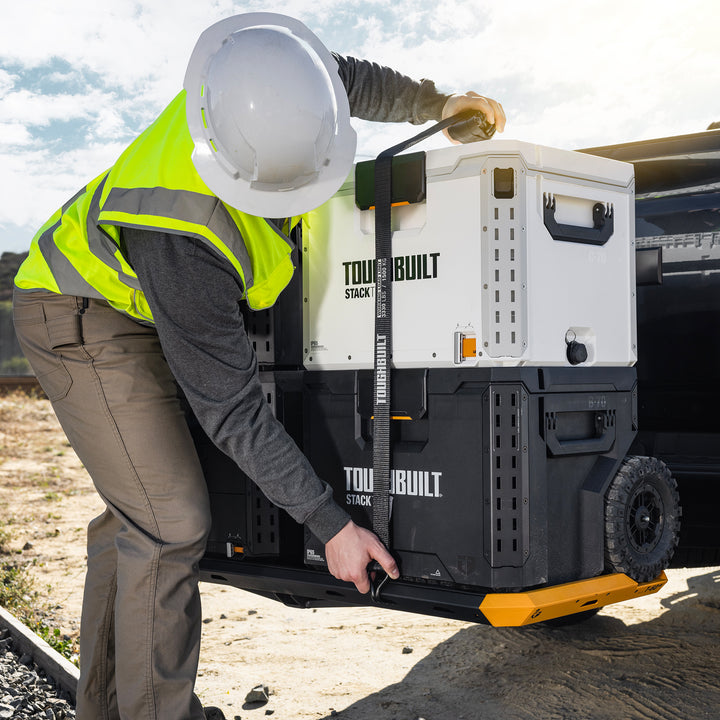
left=198, top=365, right=637, bottom=590
left=303, top=366, right=636, bottom=590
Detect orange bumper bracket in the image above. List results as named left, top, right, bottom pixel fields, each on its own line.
left=479, top=572, right=668, bottom=627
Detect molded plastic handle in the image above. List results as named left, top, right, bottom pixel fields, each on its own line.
left=545, top=429, right=616, bottom=457
left=545, top=410, right=616, bottom=457
left=543, top=194, right=614, bottom=246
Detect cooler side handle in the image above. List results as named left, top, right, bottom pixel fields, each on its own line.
left=543, top=193, right=614, bottom=246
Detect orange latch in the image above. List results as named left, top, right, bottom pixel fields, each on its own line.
left=454, top=330, right=478, bottom=364
left=462, top=336, right=477, bottom=359
left=226, top=543, right=245, bottom=558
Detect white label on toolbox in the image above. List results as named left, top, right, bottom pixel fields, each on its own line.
left=344, top=466, right=443, bottom=500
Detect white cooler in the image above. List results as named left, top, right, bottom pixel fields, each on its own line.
left=302, top=139, right=636, bottom=370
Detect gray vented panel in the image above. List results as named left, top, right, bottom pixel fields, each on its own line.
left=260, top=378, right=277, bottom=416
left=245, top=308, right=275, bottom=364
left=246, top=486, right=280, bottom=555
left=484, top=384, right=530, bottom=568
left=248, top=377, right=279, bottom=555
left=481, top=161, right=528, bottom=358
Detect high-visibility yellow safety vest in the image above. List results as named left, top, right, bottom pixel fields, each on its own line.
left=14, top=91, right=298, bottom=323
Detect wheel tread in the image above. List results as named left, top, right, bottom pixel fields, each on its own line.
left=604, top=455, right=681, bottom=582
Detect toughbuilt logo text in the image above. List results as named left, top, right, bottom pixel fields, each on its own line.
left=344, top=466, right=442, bottom=506
left=343, top=253, right=440, bottom=299
left=375, top=334, right=387, bottom=405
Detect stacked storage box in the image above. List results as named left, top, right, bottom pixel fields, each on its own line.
left=302, top=140, right=636, bottom=371
left=300, top=140, right=638, bottom=589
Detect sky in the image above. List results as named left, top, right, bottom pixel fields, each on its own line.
left=0, top=0, right=718, bottom=255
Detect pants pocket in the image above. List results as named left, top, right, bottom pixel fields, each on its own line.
left=36, top=362, right=73, bottom=402
left=46, top=312, right=83, bottom=349
left=37, top=315, right=83, bottom=402
left=13, top=297, right=80, bottom=403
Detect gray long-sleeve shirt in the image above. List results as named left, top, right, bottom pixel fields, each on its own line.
left=124, top=55, right=450, bottom=544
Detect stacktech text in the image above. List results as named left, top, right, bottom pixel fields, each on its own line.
left=342, top=252, right=440, bottom=299
left=344, top=466, right=443, bottom=506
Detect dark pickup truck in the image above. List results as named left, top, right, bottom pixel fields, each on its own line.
left=584, top=125, right=720, bottom=565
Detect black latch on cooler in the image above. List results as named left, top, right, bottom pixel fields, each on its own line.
left=565, top=330, right=588, bottom=366
left=357, top=368, right=428, bottom=421
left=355, top=152, right=427, bottom=210
left=566, top=340, right=588, bottom=366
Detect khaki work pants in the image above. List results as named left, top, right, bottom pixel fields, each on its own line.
left=13, top=291, right=212, bottom=720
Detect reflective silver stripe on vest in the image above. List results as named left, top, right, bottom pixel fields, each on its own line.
left=86, top=177, right=143, bottom=290
left=35, top=176, right=142, bottom=299
left=37, top=214, right=102, bottom=300
left=104, top=186, right=255, bottom=290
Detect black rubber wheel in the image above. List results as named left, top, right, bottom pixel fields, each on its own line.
left=605, top=455, right=681, bottom=582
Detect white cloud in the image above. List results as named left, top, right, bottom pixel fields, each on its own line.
left=0, top=123, right=32, bottom=147
left=90, top=106, right=131, bottom=141
left=1, top=0, right=719, bottom=254
left=0, top=141, right=127, bottom=234
left=345, top=0, right=719, bottom=146
left=0, top=88, right=101, bottom=126
left=0, top=70, right=16, bottom=97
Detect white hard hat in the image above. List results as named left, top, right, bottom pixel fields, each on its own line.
left=184, top=13, right=357, bottom=217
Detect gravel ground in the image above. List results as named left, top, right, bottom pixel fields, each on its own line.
left=0, top=627, right=75, bottom=719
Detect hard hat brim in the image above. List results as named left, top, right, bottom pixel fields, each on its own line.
left=184, top=13, right=357, bottom=217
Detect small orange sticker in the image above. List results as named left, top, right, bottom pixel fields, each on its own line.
left=462, top=337, right=477, bottom=358
left=367, top=201, right=411, bottom=210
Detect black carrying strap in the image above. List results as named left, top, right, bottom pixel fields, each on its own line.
left=371, top=109, right=493, bottom=552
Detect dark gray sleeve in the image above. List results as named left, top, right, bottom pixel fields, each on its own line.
left=123, top=227, right=350, bottom=544
left=333, top=53, right=450, bottom=124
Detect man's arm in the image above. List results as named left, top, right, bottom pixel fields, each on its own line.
left=123, top=228, right=398, bottom=591
left=123, top=229, right=348, bottom=542
left=333, top=53, right=449, bottom=124
left=333, top=53, right=506, bottom=134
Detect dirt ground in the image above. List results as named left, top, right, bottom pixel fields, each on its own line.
left=1, top=392, right=719, bottom=720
